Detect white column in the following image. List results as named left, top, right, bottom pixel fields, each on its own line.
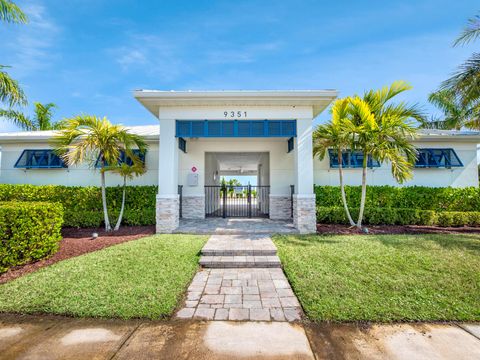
left=294, top=119, right=314, bottom=194
left=156, top=119, right=180, bottom=233
left=158, top=119, right=178, bottom=195
left=293, top=118, right=316, bottom=233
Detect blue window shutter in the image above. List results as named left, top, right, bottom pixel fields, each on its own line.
left=15, top=149, right=67, bottom=169
left=251, top=121, right=264, bottom=136
left=415, top=148, right=463, bottom=168
left=268, top=121, right=282, bottom=136
left=328, top=149, right=381, bottom=168
left=175, top=120, right=298, bottom=138
left=238, top=121, right=250, bottom=137
left=191, top=121, right=204, bottom=137
left=222, top=121, right=235, bottom=136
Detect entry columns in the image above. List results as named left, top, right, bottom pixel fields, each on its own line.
left=293, top=118, right=316, bottom=233
left=156, top=119, right=179, bottom=233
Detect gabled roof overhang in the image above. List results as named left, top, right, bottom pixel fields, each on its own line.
left=133, top=90, right=339, bottom=119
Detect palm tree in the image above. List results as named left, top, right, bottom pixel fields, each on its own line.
left=53, top=115, right=148, bottom=231
left=313, top=98, right=356, bottom=226
left=442, top=14, right=480, bottom=108
left=0, top=102, right=61, bottom=130
left=348, top=81, right=422, bottom=230
left=106, top=163, right=146, bottom=231
left=0, top=1, right=27, bottom=109
left=420, top=89, right=480, bottom=130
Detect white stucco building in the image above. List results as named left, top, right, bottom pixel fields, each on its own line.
left=0, top=90, right=479, bottom=233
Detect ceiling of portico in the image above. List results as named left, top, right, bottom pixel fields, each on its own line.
left=212, top=152, right=267, bottom=173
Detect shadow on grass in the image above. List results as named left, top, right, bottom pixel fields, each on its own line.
left=274, top=234, right=344, bottom=247
left=375, top=233, right=480, bottom=253
left=274, top=233, right=480, bottom=253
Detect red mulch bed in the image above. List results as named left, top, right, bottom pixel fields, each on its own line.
left=317, top=223, right=480, bottom=235
left=0, top=226, right=155, bottom=284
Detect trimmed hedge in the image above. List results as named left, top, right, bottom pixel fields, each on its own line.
left=0, top=202, right=63, bottom=273
left=2, top=184, right=480, bottom=228
left=0, top=184, right=157, bottom=228
left=315, top=185, right=480, bottom=212
left=317, top=206, right=480, bottom=227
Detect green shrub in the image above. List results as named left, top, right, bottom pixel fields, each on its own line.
left=316, top=206, right=480, bottom=227
left=317, top=206, right=437, bottom=226
left=0, top=201, right=63, bottom=273
left=0, top=184, right=157, bottom=228
left=315, top=186, right=480, bottom=212
left=436, top=211, right=480, bottom=227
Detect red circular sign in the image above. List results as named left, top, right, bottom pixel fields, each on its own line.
left=191, top=166, right=197, bottom=173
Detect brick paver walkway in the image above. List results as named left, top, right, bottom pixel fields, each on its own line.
left=176, top=234, right=303, bottom=322
left=176, top=268, right=302, bottom=321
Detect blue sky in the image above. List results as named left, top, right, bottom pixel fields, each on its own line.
left=0, top=0, right=478, bottom=132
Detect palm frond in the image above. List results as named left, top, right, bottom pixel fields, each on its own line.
left=442, top=53, right=480, bottom=106
left=52, top=115, right=149, bottom=170
left=427, top=89, right=459, bottom=115
left=454, top=14, right=480, bottom=46
left=349, top=96, right=376, bottom=129
left=0, top=66, right=27, bottom=107
left=33, top=102, right=57, bottom=130
left=0, top=108, right=33, bottom=130
left=0, top=0, right=27, bottom=23
left=365, top=81, right=412, bottom=110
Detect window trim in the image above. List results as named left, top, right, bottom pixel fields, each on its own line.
left=14, top=149, right=67, bottom=169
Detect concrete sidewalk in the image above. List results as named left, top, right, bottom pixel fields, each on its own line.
left=1, top=315, right=479, bottom=359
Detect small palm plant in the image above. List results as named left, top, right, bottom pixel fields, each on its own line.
left=313, top=98, right=356, bottom=226
left=106, top=162, right=146, bottom=231
left=0, top=102, right=61, bottom=130
left=348, top=81, right=422, bottom=229
left=53, top=115, right=148, bottom=231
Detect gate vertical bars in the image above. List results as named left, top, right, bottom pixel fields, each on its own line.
left=178, top=185, right=183, bottom=218
left=247, top=184, right=252, bottom=218
left=222, top=185, right=227, bottom=218
left=290, top=185, right=294, bottom=218
left=204, top=185, right=270, bottom=218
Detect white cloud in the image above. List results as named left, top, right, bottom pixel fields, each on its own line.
left=117, top=49, right=147, bottom=69
left=205, top=41, right=283, bottom=64
left=107, top=33, right=191, bottom=81
left=2, top=2, right=60, bottom=77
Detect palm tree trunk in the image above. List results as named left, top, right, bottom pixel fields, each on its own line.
left=338, top=149, right=355, bottom=226
left=101, top=168, right=111, bottom=231
left=114, top=176, right=127, bottom=231
left=356, top=151, right=368, bottom=229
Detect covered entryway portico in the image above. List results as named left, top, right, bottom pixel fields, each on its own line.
left=205, top=152, right=271, bottom=218
left=134, top=90, right=337, bottom=234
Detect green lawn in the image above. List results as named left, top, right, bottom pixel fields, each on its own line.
left=273, top=233, right=480, bottom=322
left=0, top=234, right=207, bottom=319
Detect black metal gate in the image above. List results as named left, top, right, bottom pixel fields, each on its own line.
left=205, top=185, right=270, bottom=218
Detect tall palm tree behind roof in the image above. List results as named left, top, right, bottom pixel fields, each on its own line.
left=0, top=102, right=61, bottom=130
left=420, top=89, right=480, bottom=130
left=0, top=1, right=27, bottom=109
left=442, top=13, right=480, bottom=108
